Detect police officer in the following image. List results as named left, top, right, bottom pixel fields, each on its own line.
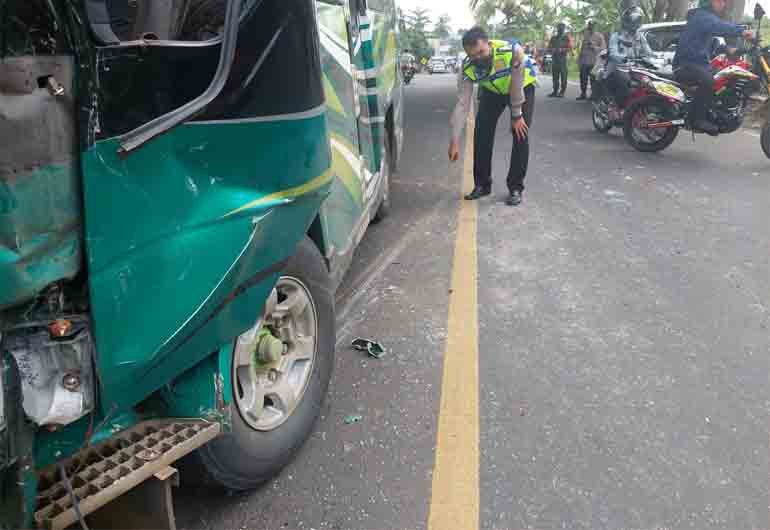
left=448, top=27, right=537, bottom=206
left=547, top=22, right=573, bottom=97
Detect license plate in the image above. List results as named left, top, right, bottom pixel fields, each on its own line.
left=652, top=81, right=684, bottom=101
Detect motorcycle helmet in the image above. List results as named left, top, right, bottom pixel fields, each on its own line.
left=621, top=6, right=644, bottom=33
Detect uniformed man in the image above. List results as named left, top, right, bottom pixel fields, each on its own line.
left=547, top=22, right=573, bottom=97
left=448, top=27, right=537, bottom=206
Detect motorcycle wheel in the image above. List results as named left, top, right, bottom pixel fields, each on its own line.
left=761, top=120, right=770, bottom=160
left=623, top=97, right=679, bottom=153
left=592, top=99, right=613, bottom=133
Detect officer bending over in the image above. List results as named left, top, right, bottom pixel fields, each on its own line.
left=448, top=27, right=537, bottom=207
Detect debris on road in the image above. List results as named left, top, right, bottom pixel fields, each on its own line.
left=344, top=414, right=363, bottom=425
left=351, top=338, right=386, bottom=359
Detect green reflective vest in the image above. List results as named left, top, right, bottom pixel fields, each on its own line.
left=463, top=40, right=537, bottom=95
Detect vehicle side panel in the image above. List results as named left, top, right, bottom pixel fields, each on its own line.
left=79, top=0, right=332, bottom=410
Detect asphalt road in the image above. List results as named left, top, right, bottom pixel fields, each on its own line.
left=176, top=74, right=770, bottom=530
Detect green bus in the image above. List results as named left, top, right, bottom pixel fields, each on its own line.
left=0, top=0, right=402, bottom=527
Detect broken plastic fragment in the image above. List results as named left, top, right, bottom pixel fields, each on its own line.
left=344, top=414, right=363, bottom=424
left=351, top=338, right=386, bottom=359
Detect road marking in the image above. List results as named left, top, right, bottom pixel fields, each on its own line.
left=427, top=105, right=479, bottom=530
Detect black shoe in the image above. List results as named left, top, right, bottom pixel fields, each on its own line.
left=505, top=190, right=523, bottom=206
left=464, top=187, right=491, bottom=200
left=694, top=119, right=719, bottom=136
left=548, top=92, right=558, bottom=97
left=557, top=91, right=566, bottom=98
left=576, top=94, right=587, bottom=100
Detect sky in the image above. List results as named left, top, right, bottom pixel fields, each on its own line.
left=398, top=0, right=476, bottom=31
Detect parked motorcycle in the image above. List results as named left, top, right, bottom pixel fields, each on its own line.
left=623, top=4, right=766, bottom=153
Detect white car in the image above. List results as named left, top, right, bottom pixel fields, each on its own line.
left=637, top=21, right=748, bottom=76
left=429, top=58, right=448, bottom=74
left=638, top=21, right=686, bottom=74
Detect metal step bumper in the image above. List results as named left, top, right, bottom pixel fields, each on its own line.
left=34, top=419, right=220, bottom=530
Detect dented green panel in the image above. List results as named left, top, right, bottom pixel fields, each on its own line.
left=0, top=163, right=82, bottom=309
left=81, top=116, right=331, bottom=411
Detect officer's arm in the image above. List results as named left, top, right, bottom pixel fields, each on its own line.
left=509, top=47, right=526, bottom=121
left=450, top=77, right=473, bottom=143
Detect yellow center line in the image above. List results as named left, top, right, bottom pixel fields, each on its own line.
left=427, top=106, right=479, bottom=530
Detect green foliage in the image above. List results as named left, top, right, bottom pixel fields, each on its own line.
left=434, top=14, right=452, bottom=39
left=470, top=0, right=694, bottom=43
left=471, top=0, right=562, bottom=43
left=399, top=7, right=433, bottom=61
left=561, top=0, right=620, bottom=34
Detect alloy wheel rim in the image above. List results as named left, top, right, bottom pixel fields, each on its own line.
left=233, top=276, right=318, bottom=431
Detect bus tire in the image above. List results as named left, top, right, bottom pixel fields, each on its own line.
left=372, top=133, right=392, bottom=223
left=189, top=237, right=334, bottom=490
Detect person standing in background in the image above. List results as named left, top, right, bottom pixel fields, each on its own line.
left=577, top=20, right=605, bottom=100
left=547, top=22, right=573, bottom=97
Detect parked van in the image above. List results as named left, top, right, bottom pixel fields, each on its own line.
left=0, top=1, right=402, bottom=528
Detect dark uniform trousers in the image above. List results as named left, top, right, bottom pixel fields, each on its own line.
left=473, top=84, right=536, bottom=193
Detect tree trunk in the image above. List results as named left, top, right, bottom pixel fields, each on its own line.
left=654, top=0, right=668, bottom=22
left=666, top=0, right=689, bottom=21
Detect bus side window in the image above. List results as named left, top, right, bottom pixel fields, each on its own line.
left=99, top=0, right=228, bottom=42
left=0, top=0, right=66, bottom=58
left=349, top=0, right=366, bottom=17
left=347, top=0, right=359, bottom=40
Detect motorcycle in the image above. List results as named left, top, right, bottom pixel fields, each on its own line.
left=591, top=51, right=660, bottom=133
left=623, top=5, right=766, bottom=153
left=402, top=64, right=416, bottom=85
left=542, top=53, right=553, bottom=74
left=400, top=54, right=417, bottom=85
left=749, top=3, right=770, bottom=159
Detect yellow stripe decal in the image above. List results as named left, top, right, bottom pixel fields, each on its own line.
left=224, top=169, right=333, bottom=218
left=427, top=103, right=479, bottom=530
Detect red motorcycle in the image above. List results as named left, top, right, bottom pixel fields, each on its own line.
left=591, top=55, right=659, bottom=134
left=622, top=51, right=760, bottom=151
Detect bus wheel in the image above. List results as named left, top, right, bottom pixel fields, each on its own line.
left=372, top=134, right=392, bottom=223
left=192, top=237, right=334, bottom=490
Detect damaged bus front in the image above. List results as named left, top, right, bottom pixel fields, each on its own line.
left=0, top=0, right=342, bottom=527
